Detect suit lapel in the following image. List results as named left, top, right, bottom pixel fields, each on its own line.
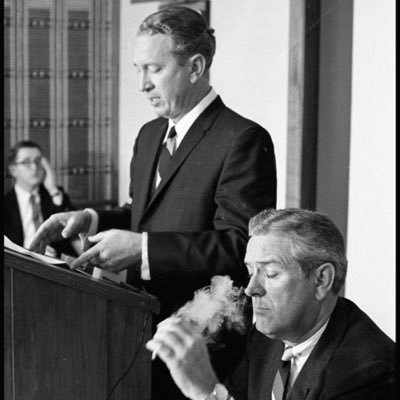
left=256, top=342, right=283, bottom=400
left=288, top=298, right=348, bottom=400
left=5, top=188, right=24, bottom=245
left=132, top=121, right=168, bottom=227
left=148, top=124, right=205, bottom=203
left=144, top=96, right=225, bottom=213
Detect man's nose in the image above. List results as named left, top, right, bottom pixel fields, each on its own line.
left=138, top=71, right=153, bottom=92
left=244, top=273, right=265, bottom=297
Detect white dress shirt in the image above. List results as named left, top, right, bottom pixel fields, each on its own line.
left=283, top=318, right=330, bottom=387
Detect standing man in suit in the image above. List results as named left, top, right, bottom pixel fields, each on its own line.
left=30, top=6, right=276, bottom=322
left=147, top=208, right=395, bottom=400
left=5, top=140, right=77, bottom=258
left=30, top=7, right=276, bottom=398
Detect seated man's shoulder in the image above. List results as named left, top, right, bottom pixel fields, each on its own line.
left=321, top=298, right=395, bottom=399
left=338, top=297, right=395, bottom=356
left=218, top=106, right=270, bottom=136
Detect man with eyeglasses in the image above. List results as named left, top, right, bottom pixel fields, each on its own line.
left=4, top=140, right=78, bottom=258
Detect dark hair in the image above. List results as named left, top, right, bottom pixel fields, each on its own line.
left=249, top=208, right=348, bottom=294
left=138, top=6, right=216, bottom=70
left=8, top=140, right=42, bottom=167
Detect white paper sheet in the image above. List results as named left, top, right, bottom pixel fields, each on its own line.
left=4, top=235, right=67, bottom=265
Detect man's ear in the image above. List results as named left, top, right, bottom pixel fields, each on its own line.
left=188, top=53, right=206, bottom=83
left=9, top=165, right=17, bottom=179
left=314, top=263, right=335, bottom=300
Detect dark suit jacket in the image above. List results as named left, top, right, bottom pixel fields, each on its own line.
left=97, top=96, right=277, bottom=317
left=225, top=297, right=396, bottom=400
left=4, top=184, right=77, bottom=257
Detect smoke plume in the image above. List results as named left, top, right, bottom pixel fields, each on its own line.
left=171, top=275, right=248, bottom=343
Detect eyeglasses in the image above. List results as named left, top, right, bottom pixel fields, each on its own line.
left=13, top=157, right=43, bottom=168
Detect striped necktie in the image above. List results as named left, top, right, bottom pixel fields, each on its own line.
left=30, top=193, right=42, bottom=231
left=272, top=346, right=294, bottom=400
left=158, top=126, right=177, bottom=182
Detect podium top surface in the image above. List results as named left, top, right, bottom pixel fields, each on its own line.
left=5, top=248, right=160, bottom=314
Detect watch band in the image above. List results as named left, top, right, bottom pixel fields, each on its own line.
left=50, top=190, right=61, bottom=198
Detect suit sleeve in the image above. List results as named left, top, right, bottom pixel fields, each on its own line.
left=147, top=126, right=276, bottom=290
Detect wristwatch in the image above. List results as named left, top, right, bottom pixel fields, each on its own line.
left=205, top=383, right=233, bottom=400
left=50, top=190, right=61, bottom=198
left=50, top=190, right=63, bottom=205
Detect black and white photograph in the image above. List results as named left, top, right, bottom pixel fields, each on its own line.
left=4, top=0, right=395, bottom=399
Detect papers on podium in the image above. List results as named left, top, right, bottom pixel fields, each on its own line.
left=4, top=235, right=68, bottom=266
left=4, top=235, right=127, bottom=284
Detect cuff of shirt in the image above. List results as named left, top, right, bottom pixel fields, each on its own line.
left=79, top=208, right=99, bottom=251
left=141, top=232, right=150, bottom=280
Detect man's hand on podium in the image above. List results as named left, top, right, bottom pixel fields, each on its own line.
left=29, top=210, right=92, bottom=254
left=69, top=230, right=142, bottom=272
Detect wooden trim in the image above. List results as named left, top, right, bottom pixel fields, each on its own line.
left=286, top=0, right=321, bottom=209
left=316, top=0, right=353, bottom=245
left=104, top=0, right=113, bottom=203
left=6, top=1, right=16, bottom=146
left=111, top=0, right=120, bottom=204
left=96, top=0, right=104, bottom=201
left=5, top=249, right=160, bottom=314
left=5, top=248, right=155, bottom=399
left=286, top=0, right=306, bottom=208
left=100, top=0, right=111, bottom=202
left=89, top=0, right=97, bottom=201
left=49, top=1, right=57, bottom=173
left=60, top=0, right=69, bottom=190
left=50, top=0, right=67, bottom=183
left=13, top=0, right=28, bottom=141
left=21, top=0, right=29, bottom=139
left=300, top=0, right=320, bottom=210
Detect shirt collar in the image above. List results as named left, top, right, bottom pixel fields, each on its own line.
left=14, top=184, right=39, bottom=200
left=284, top=318, right=330, bottom=359
left=165, top=88, right=218, bottom=147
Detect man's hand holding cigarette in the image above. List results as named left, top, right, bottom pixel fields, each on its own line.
left=146, top=317, right=219, bottom=400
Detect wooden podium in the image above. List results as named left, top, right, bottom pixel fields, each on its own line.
left=4, top=249, right=160, bottom=400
